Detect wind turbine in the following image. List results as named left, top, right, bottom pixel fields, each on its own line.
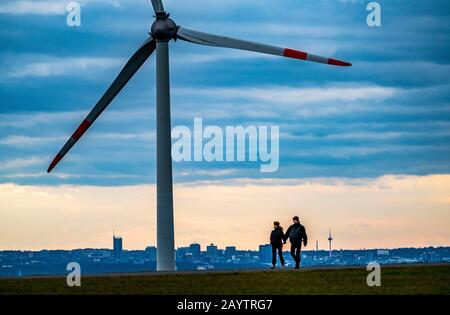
left=47, top=0, right=351, bottom=271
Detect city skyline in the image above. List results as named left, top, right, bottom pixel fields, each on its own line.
left=1, top=216, right=448, bottom=277
left=5, top=228, right=447, bottom=252
left=1, top=241, right=448, bottom=277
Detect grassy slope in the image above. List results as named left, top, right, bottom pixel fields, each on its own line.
left=0, top=264, right=449, bottom=295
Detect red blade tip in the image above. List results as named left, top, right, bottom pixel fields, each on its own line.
left=47, top=154, right=63, bottom=173
left=328, top=58, right=352, bottom=67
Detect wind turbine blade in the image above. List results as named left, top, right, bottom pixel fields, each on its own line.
left=177, top=27, right=351, bottom=67
left=151, top=0, right=165, bottom=13
left=47, top=38, right=156, bottom=173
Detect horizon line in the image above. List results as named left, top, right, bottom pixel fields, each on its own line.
left=2, top=244, right=449, bottom=253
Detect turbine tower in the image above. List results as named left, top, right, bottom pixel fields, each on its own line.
left=328, top=229, right=333, bottom=257
left=46, top=0, right=351, bottom=271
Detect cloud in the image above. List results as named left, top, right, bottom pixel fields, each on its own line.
left=0, top=1, right=66, bottom=15
left=285, top=130, right=450, bottom=141
left=4, top=172, right=139, bottom=180
left=0, top=157, right=46, bottom=170
left=0, top=132, right=154, bottom=146
left=0, top=0, right=449, bottom=185
left=0, top=135, right=65, bottom=146
left=289, top=144, right=449, bottom=159
left=0, top=111, right=85, bottom=128
left=0, top=83, right=399, bottom=127
left=0, top=0, right=121, bottom=15
left=179, top=168, right=237, bottom=177
left=8, top=57, right=124, bottom=78
left=175, top=85, right=398, bottom=105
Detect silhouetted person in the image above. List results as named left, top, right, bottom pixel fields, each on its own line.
left=284, top=216, right=307, bottom=269
left=270, top=221, right=285, bottom=269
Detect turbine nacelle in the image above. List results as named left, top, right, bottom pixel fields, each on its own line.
left=150, top=13, right=177, bottom=41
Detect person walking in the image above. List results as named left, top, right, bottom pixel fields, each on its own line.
left=284, top=216, right=308, bottom=269
left=270, top=221, right=285, bottom=269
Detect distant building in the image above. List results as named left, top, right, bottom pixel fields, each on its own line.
left=177, top=247, right=189, bottom=256
left=225, top=246, right=237, bottom=258
left=206, top=244, right=218, bottom=258
left=189, top=243, right=201, bottom=258
left=377, top=249, right=389, bottom=256
left=145, top=246, right=157, bottom=261
left=183, top=253, right=193, bottom=263
left=113, top=236, right=123, bottom=262
left=363, top=250, right=374, bottom=262
left=258, top=244, right=271, bottom=263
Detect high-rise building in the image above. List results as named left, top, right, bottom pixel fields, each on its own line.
left=258, top=244, right=272, bottom=263
left=225, top=246, right=237, bottom=258
left=113, top=235, right=123, bottom=262
left=177, top=247, right=189, bottom=260
left=145, top=246, right=157, bottom=261
left=183, top=253, right=193, bottom=263
left=206, top=243, right=218, bottom=257
left=189, top=243, right=201, bottom=258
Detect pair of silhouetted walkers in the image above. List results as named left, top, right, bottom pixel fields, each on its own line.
left=270, top=216, right=307, bottom=269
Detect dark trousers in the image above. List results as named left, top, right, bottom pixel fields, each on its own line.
left=290, top=243, right=302, bottom=268
left=271, top=245, right=284, bottom=266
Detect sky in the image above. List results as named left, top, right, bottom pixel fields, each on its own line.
left=0, top=0, right=449, bottom=250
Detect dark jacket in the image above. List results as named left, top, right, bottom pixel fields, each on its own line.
left=270, top=227, right=285, bottom=247
left=284, top=223, right=308, bottom=246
